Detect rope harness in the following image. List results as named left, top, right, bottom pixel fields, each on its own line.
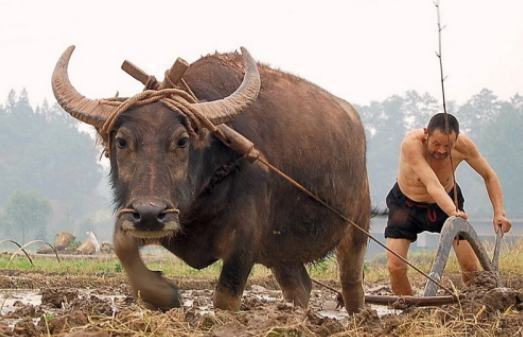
left=101, top=88, right=215, bottom=138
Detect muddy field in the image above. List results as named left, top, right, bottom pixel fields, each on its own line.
left=1, top=267, right=523, bottom=336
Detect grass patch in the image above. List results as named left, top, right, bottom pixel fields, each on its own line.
left=1, top=237, right=522, bottom=286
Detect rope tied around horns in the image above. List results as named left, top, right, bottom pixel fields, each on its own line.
left=99, top=87, right=217, bottom=139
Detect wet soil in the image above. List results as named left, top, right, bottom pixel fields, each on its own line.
left=1, top=269, right=522, bottom=336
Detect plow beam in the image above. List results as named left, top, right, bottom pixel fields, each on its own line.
left=365, top=294, right=463, bottom=307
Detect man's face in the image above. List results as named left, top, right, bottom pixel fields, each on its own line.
left=424, top=128, right=458, bottom=161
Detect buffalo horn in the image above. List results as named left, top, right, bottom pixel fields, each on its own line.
left=52, top=46, right=261, bottom=129
left=192, top=47, right=261, bottom=125
left=51, top=46, right=115, bottom=129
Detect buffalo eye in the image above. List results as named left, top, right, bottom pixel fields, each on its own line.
left=116, top=137, right=128, bottom=149
left=176, top=137, right=190, bottom=149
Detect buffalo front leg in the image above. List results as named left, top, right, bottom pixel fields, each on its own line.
left=336, top=226, right=368, bottom=314
left=114, top=229, right=181, bottom=311
left=271, top=263, right=312, bottom=307
left=213, top=251, right=256, bottom=311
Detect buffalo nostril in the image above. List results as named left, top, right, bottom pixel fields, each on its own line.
left=130, top=202, right=171, bottom=230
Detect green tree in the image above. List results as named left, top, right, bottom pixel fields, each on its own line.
left=5, top=89, right=17, bottom=113
left=357, top=95, right=407, bottom=205
left=477, top=95, right=523, bottom=217
left=457, top=88, right=501, bottom=140
left=403, top=91, right=439, bottom=129
left=0, top=190, right=52, bottom=242
left=0, top=90, right=107, bottom=216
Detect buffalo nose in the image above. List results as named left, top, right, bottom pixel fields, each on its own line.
left=132, top=202, right=169, bottom=230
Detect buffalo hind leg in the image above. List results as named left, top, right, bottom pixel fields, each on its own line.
left=271, top=263, right=312, bottom=307
left=336, top=226, right=368, bottom=314
left=114, top=230, right=181, bottom=311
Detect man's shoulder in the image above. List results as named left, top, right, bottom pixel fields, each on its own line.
left=402, top=129, right=424, bottom=150
left=405, top=129, right=424, bottom=138
left=455, top=133, right=478, bottom=155
left=456, top=133, right=474, bottom=145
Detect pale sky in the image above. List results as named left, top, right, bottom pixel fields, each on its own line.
left=1, top=0, right=522, bottom=109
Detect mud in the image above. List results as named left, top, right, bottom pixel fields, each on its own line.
left=1, top=270, right=522, bottom=336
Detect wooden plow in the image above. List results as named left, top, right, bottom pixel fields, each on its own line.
left=364, top=216, right=502, bottom=307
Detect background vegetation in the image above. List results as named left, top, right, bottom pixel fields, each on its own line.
left=0, top=87, right=521, bottom=245
left=0, top=89, right=113, bottom=243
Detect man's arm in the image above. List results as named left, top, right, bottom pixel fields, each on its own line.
left=460, top=135, right=512, bottom=234
left=401, top=138, right=463, bottom=217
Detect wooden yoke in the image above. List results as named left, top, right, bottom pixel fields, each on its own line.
left=120, top=56, right=260, bottom=163
left=121, top=60, right=150, bottom=86
left=158, top=58, right=190, bottom=89
left=121, top=57, right=189, bottom=90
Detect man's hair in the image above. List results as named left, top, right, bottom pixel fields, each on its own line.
left=427, top=113, right=459, bottom=136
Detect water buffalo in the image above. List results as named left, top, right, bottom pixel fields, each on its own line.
left=51, top=46, right=371, bottom=314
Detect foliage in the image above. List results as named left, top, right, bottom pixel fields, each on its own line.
left=457, top=88, right=501, bottom=139
left=0, top=90, right=104, bottom=206
left=0, top=189, right=52, bottom=242
left=0, top=89, right=111, bottom=241
left=479, top=96, right=523, bottom=215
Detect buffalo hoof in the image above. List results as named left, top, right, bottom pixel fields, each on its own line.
left=139, top=271, right=182, bottom=311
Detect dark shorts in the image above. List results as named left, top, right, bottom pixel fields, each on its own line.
left=384, top=182, right=464, bottom=242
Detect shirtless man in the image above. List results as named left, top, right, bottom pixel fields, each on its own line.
left=385, top=113, right=512, bottom=295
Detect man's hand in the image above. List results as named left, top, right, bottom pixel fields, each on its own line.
left=454, top=210, right=468, bottom=219
left=493, top=215, right=512, bottom=237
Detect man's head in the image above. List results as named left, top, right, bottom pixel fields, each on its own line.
left=423, top=113, right=460, bottom=160
left=426, top=113, right=460, bottom=136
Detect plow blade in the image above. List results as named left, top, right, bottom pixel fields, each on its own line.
left=423, top=216, right=502, bottom=296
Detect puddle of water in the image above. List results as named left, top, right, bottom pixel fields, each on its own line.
left=316, top=303, right=398, bottom=320
left=0, top=289, right=42, bottom=315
